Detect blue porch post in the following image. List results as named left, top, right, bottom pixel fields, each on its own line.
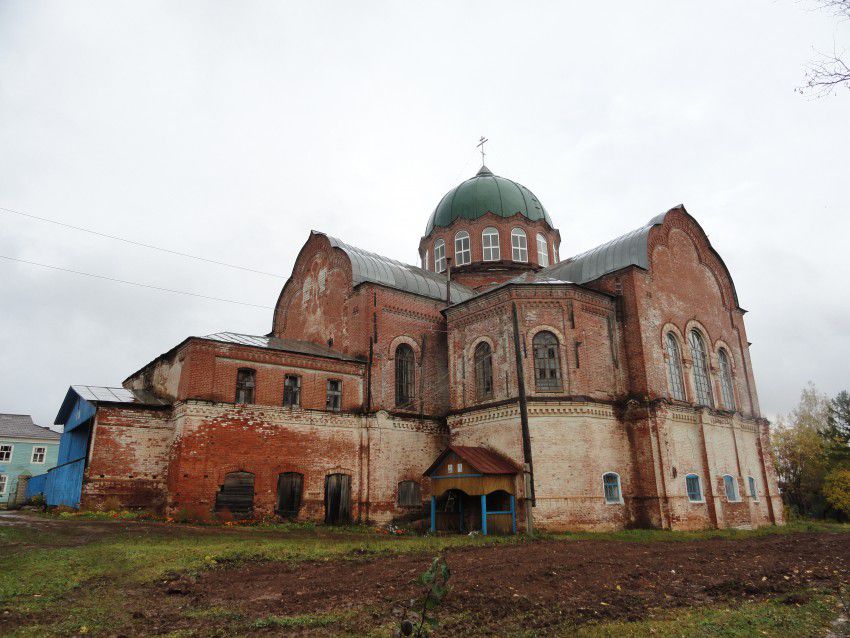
left=480, top=494, right=488, bottom=535
left=430, top=496, right=436, bottom=532
left=510, top=495, right=517, bottom=534
left=459, top=495, right=465, bottom=532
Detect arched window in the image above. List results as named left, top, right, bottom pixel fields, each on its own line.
left=553, top=244, right=559, bottom=263
left=532, top=331, right=562, bottom=391
left=603, top=472, right=622, bottom=504
left=536, top=233, right=549, bottom=267
left=511, top=228, right=528, bottom=262
left=454, top=231, right=471, bottom=266
left=482, top=227, right=500, bottom=261
left=235, top=368, right=255, bottom=404
left=718, top=348, right=735, bottom=410
left=747, top=476, right=759, bottom=501
left=395, top=344, right=415, bottom=407
left=665, top=333, right=686, bottom=401
left=685, top=474, right=703, bottom=502
left=434, top=239, right=446, bottom=273
left=422, top=249, right=428, bottom=270
left=688, top=329, right=714, bottom=407
left=397, top=480, right=421, bottom=507
left=723, top=474, right=740, bottom=502
left=474, top=341, right=493, bottom=400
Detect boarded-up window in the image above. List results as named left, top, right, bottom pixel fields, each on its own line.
left=276, top=472, right=303, bottom=517
left=397, top=480, right=421, bottom=507
left=533, top=331, right=562, bottom=391
left=283, top=374, right=301, bottom=407
left=474, top=341, right=493, bottom=400
left=324, top=473, right=351, bottom=524
left=326, top=379, right=342, bottom=411
left=214, top=471, right=254, bottom=519
left=235, top=369, right=255, bottom=404
left=395, top=344, right=415, bottom=407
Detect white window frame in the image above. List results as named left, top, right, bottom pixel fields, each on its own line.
left=685, top=473, right=704, bottom=503
left=454, top=231, right=471, bottom=266
left=0, top=474, right=6, bottom=495
left=422, top=249, right=428, bottom=270
left=602, top=472, right=623, bottom=504
left=718, top=348, right=735, bottom=410
left=553, top=244, right=559, bottom=263
left=723, top=474, right=740, bottom=502
left=447, top=464, right=453, bottom=474
left=31, top=446, right=46, bottom=464
left=457, top=463, right=463, bottom=473
left=511, top=228, right=528, bottom=262
left=0, top=444, right=12, bottom=463
left=665, top=333, right=687, bottom=401
left=482, top=227, right=500, bottom=261
left=536, top=233, right=549, bottom=267
left=747, top=475, right=759, bottom=501
left=434, top=239, right=446, bottom=273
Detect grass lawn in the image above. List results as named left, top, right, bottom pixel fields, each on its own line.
left=1, top=515, right=848, bottom=637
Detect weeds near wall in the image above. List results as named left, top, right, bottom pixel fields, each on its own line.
left=396, top=554, right=452, bottom=637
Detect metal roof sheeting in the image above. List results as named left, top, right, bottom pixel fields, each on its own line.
left=538, top=212, right=667, bottom=285
left=425, top=445, right=520, bottom=476
left=0, top=414, right=60, bottom=440
left=203, top=332, right=365, bottom=362
left=316, top=232, right=475, bottom=303
left=70, top=385, right=169, bottom=406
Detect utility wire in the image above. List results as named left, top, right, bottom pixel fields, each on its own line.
left=0, top=254, right=274, bottom=310
left=0, top=205, right=285, bottom=278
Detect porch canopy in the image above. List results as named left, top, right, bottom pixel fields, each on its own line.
left=423, top=445, right=519, bottom=535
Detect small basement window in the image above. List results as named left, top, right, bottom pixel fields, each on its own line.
left=326, top=379, right=342, bottom=412
left=31, top=447, right=46, bottom=464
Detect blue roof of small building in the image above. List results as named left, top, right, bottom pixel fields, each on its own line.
left=0, top=414, right=60, bottom=440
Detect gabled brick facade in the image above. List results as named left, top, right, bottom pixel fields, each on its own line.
left=63, top=171, right=781, bottom=531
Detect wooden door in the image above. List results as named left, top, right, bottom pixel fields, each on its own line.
left=276, top=472, right=303, bottom=518
left=214, top=471, right=254, bottom=519
left=324, top=473, right=351, bottom=524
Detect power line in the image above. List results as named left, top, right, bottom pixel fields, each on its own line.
left=0, top=254, right=274, bottom=310
left=0, top=205, right=286, bottom=278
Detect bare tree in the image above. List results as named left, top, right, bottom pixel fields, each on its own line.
left=802, top=1, right=850, bottom=95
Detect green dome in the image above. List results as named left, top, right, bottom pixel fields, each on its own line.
left=425, top=166, right=553, bottom=235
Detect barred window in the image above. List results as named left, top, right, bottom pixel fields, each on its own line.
left=283, top=374, right=301, bottom=408
left=718, top=348, right=735, bottom=410
left=326, top=379, right=342, bottom=411
left=665, top=333, right=686, bottom=401
left=454, top=231, right=471, bottom=266
left=723, top=474, right=740, bottom=502
left=474, top=341, right=493, bottom=401
left=688, top=330, right=714, bottom=407
left=235, top=368, right=256, bottom=404
left=397, top=480, right=421, bottom=507
left=603, top=472, right=622, bottom=504
left=686, top=474, right=703, bottom=502
left=533, top=331, right=562, bottom=391
left=434, top=239, right=446, bottom=273
left=482, top=227, right=500, bottom=261
left=536, top=233, right=549, bottom=267
left=511, top=228, right=528, bottom=262
left=395, top=344, right=415, bottom=407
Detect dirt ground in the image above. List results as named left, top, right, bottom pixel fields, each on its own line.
left=155, top=532, right=849, bottom=636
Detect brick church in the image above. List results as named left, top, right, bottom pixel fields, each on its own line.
left=44, top=164, right=782, bottom=532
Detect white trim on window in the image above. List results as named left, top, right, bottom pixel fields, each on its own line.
left=602, top=471, right=623, bottom=504
left=31, top=446, right=46, bottom=464
left=454, top=231, right=471, bottom=266
left=511, top=228, right=528, bottom=262
left=685, top=473, right=704, bottom=503
left=723, top=474, right=740, bottom=502
left=434, top=239, right=446, bottom=273
left=0, top=474, right=6, bottom=495
left=536, top=233, right=549, bottom=267
left=0, top=444, right=12, bottom=463
left=482, top=227, right=500, bottom=261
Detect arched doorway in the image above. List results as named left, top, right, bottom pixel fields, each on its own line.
left=324, top=473, right=351, bottom=524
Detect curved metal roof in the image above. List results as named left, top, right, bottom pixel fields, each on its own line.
left=315, top=232, right=475, bottom=303
left=545, top=212, right=667, bottom=284
left=424, top=165, right=553, bottom=235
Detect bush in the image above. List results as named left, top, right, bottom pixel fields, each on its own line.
left=823, top=468, right=850, bottom=517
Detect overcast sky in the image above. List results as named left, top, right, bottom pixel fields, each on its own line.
left=1, top=1, right=848, bottom=429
